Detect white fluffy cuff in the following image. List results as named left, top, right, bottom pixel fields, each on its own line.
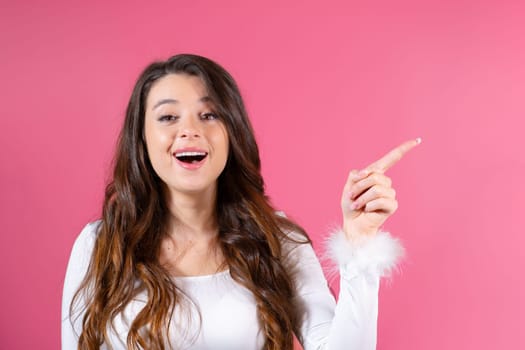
left=326, top=228, right=405, bottom=279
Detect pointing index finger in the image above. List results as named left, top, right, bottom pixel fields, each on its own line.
left=366, top=138, right=421, bottom=173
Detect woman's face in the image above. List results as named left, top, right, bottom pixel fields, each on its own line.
left=144, top=73, right=229, bottom=198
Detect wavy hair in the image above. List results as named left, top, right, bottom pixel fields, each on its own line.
left=71, top=54, right=310, bottom=349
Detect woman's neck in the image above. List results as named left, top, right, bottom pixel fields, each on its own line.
left=166, top=187, right=219, bottom=240
left=160, top=187, right=225, bottom=277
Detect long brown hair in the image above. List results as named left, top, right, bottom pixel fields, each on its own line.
left=71, top=54, right=310, bottom=349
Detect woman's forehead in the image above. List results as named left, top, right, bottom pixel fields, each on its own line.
left=146, top=74, right=211, bottom=110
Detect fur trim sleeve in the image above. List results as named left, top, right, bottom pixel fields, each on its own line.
left=326, top=228, right=405, bottom=279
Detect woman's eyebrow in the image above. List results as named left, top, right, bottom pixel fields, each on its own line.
left=153, top=98, right=178, bottom=110
left=152, top=96, right=212, bottom=110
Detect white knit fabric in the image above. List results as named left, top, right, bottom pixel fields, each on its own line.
left=62, top=222, right=404, bottom=350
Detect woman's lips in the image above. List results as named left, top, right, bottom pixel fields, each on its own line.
left=173, top=148, right=208, bottom=170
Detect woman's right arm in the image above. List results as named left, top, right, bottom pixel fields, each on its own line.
left=61, top=221, right=99, bottom=349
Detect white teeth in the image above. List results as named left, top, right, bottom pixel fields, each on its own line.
left=175, top=151, right=207, bottom=157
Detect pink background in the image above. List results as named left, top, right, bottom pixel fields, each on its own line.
left=1, top=0, right=524, bottom=349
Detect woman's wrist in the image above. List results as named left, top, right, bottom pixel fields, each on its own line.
left=343, top=222, right=378, bottom=242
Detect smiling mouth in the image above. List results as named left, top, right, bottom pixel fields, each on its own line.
left=175, top=151, right=208, bottom=164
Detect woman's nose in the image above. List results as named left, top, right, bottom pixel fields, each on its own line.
left=179, top=116, right=201, bottom=139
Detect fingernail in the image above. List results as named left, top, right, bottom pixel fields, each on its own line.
left=416, top=137, right=422, bottom=144
left=348, top=191, right=354, bottom=199
left=351, top=201, right=359, bottom=210
left=359, top=169, right=369, bottom=177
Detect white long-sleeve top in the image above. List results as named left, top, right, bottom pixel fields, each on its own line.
left=62, top=221, right=403, bottom=349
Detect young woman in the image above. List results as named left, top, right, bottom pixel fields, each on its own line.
left=61, top=54, right=419, bottom=350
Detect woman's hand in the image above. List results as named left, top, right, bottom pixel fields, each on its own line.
left=341, top=138, right=421, bottom=240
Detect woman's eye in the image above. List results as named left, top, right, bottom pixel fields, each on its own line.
left=158, top=115, right=178, bottom=122
left=201, top=113, right=218, bottom=120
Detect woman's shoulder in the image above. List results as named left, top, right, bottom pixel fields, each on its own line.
left=274, top=211, right=310, bottom=243
left=68, top=220, right=102, bottom=263
left=75, top=220, right=101, bottom=246
left=273, top=212, right=316, bottom=266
